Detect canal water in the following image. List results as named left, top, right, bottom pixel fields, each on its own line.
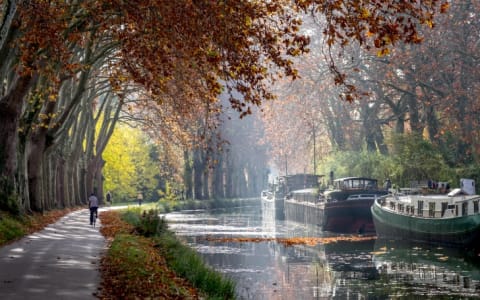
left=164, top=200, right=480, bottom=299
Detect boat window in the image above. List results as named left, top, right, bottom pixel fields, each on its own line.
left=462, top=202, right=468, bottom=216
left=474, top=201, right=479, bottom=214
left=428, top=202, right=435, bottom=217
left=417, top=201, right=424, bottom=216
left=441, top=202, right=448, bottom=217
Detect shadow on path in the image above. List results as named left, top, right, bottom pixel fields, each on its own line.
left=0, top=209, right=106, bottom=300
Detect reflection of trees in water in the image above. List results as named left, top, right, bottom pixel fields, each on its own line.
left=372, top=240, right=480, bottom=298
left=323, top=240, right=380, bottom=299
left=261, top=201, right=276, bottom=238
left=281, top=243, right=334, bottom=299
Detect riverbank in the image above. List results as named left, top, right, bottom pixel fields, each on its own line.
left=98, top=208, right=236, bottom=299
left=104, top=197, right=260, bottom=215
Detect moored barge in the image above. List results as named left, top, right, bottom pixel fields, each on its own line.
left=284, top=176, right=387, bottom=233
left=322, top=177, right=388, bottom=233
left=371, top=179, right=480, bottom=249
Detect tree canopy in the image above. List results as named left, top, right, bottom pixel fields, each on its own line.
left=0, top=0, right=446, bottom=213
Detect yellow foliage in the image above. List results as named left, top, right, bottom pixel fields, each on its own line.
left=425, top=19, right=433, bottom=28
left=361, top=7, right=370, bottom=19
left=377, top=48, right=390, bottom=57
left=245, top=16, right=252, bottom=27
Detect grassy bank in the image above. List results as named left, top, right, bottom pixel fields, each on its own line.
left=99, top=208, right=236, bottom=299
left=107, top=197, right=259, bottom=214
left=0, top=209, right=76, bottom=246
left=156, top=197, right=259, bottom=213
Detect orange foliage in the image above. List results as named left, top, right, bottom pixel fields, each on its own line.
left=14, top=0, right=445, bottom=113
left=204, top=235, right=376, bottom=247
left=98, top=210, right=199, bottom=299
left=98, top=210, right=135, bottom=240
left=24, top=208, right=79, bottom=234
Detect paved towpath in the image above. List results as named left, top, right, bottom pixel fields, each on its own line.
left=0, top=209, right=106, bottom=300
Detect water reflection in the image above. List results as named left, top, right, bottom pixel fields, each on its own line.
left=373, top=239, right=480, bottom=298
left=164, top=202, right=480, bottom=299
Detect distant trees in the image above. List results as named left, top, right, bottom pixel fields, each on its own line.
left=102, top=124, right=162, bottom=203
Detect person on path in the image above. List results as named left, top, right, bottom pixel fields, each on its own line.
left=137, top=192, right=143, bottom=206
left=106, top=191, right=112, bottom=206
left=88, top=193, right=99, bottom=225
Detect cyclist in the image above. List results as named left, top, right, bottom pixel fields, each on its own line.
left=88, top=193, right=99, bottom=226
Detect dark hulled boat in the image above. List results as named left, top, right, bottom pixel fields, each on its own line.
left=283, top=176, right=386, bottom=233
left=322, top=177, right=388, bottom=233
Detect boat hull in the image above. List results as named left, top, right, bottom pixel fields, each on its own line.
left=323, top=199, right=375, bottom=233
left=371, top=200, right=480, bottom=249
left=261, top=195, right=284, bottom=220
left=284, top=199, right=323, bottom=226
left=284, top=197, right=376, bottom=233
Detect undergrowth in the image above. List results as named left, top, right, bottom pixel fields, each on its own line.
left=99, top=209, right=236, bottom=299
left=0, top=209, right=75, bottom=246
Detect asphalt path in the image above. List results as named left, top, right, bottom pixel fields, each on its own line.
left=0, top=209, right=106, bottom=300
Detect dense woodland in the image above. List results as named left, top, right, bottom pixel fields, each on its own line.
left=262, top=1, right=480, bottom=187
left=0, top=0, right=460, bottom=213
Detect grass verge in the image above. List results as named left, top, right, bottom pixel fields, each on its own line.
left=98, top=209, right=236, bottom=299
left=156, top=197, right=259, bottom=213
left=0, top=208, right=77, bottom=246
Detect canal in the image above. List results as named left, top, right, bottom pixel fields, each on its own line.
left=164, top=200, right=480, bottom=299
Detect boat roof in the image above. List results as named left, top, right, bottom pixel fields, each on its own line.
left=282, top=173, right=324, bottom=179
left=291, top=188, right=318, bottom=194
left=333, top=177, right=378, bottom=182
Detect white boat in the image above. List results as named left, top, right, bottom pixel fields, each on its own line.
left=372, top=179, right=480, bottom=249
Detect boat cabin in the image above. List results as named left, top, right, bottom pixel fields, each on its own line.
left=261, top=190, right=273, bottom=200
left=332, top=177, right=379, bottom=190
left=280, top=174, right=322, bottom=193
left=324, top=177, right=387, bottom=202
left=382, top=193, right=480, bottom=218
left=287, top=188, right=319, bottom=203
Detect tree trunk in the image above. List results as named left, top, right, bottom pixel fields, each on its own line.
left=193, top=148, right=205, bottom=200
left=55, top=156, right=66, bottom=208
left=202, top=167, right=209, bottom=200
left=0, top=74, right=34, bottom=213
left=406, top=93, right=423, bottom=135
left=212, top=153, right=225, bottom=198
left=183, top=150, right=193, bottom=199
left=224, top=150, right=233, bottom=198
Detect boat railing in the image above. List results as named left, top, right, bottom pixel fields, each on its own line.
left=378, top=194, right=480, bottom=218
left=346, top=194, right=379, bottom=201
left=378, top=196, right=420, bottom=217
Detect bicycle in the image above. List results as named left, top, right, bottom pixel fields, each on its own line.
left=90, top=207, right=98, bottom=227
